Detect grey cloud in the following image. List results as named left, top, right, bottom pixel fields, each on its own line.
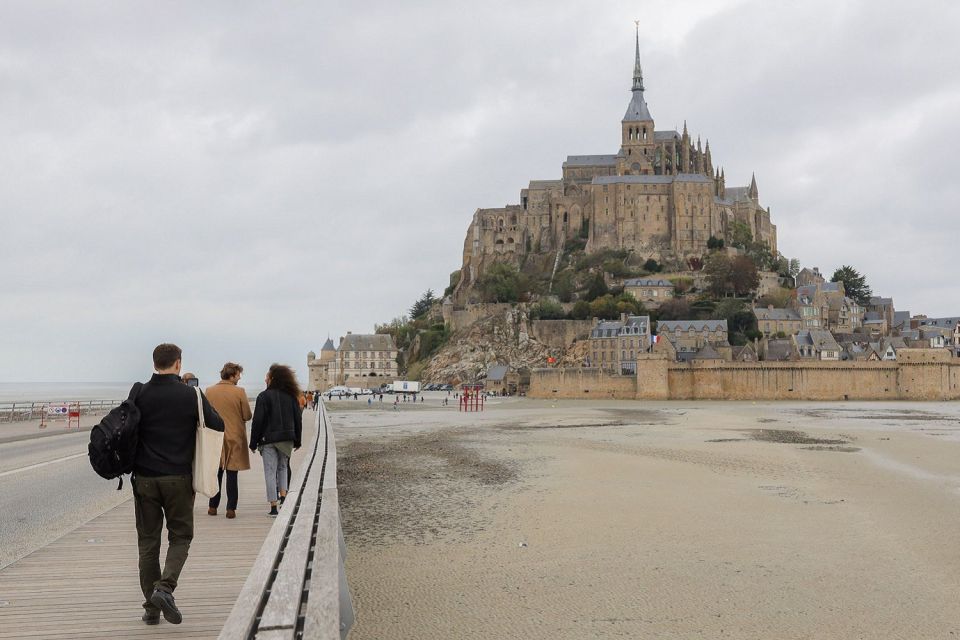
left=0, top=0, right=957, bottom=382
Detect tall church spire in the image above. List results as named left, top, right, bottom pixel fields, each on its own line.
left=632, top=22, right=644, bottom=92
left=622, top=21, right=652, bottom=122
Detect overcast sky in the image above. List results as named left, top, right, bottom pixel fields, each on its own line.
left=1, top=0, right=957, bottom=384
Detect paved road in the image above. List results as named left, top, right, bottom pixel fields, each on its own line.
left=0, top=429, right=131, bottom=568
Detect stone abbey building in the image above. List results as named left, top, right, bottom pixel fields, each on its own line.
left=454, top=30, right=777, bottom=302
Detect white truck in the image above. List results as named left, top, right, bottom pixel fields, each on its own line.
left=392, top=380, right=421, bottom=394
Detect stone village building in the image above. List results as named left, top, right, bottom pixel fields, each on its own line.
left=656, top=319, right=730, bottom=362
left=587, top=314, right=652, bottom=374
left=308, top=332, right=398, bottom=390
left=453, top=28, right=777, bottom=303
left=622, top=277, right=674, bottom=309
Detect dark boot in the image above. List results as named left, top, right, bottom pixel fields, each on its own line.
left=150, top=589, right=182, bottom=624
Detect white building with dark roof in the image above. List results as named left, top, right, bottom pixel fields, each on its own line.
left=327, top=332, right=398, bottom=386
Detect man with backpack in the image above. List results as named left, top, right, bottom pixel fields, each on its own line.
left=133, top=343, right=224, bottom=625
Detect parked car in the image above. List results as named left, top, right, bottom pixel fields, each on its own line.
left=326, top=386, right=351, bottom=398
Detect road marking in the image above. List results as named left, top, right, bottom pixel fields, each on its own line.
left=0, top=452, right=88, bottom=478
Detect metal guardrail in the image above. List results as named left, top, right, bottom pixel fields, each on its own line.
left=220, top=402, right=354, bottom=640
left=0, top=399, right=120, bottom=423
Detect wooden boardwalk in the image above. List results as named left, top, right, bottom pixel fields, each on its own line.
left=0, top=413, right=316, bottom=639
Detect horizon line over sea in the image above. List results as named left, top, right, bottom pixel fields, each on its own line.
left=0, top=381, right=266, bottom=403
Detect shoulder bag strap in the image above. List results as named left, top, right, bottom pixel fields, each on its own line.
left=194, top=387, right=206, bottom=430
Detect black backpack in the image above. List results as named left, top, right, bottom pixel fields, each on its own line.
left=88, top=382, right=143, bottom=490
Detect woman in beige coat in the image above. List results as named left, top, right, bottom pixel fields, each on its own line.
left=205, top=362, right=253, bottom=519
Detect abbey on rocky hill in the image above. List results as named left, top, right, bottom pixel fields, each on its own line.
left=454, top=27, right=778, bottom=302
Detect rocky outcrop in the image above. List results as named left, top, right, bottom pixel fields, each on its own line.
left=420, top=305, right=588, bottom=384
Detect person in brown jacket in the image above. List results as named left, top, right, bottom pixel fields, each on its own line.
left=205, top=362, right=253, bottom=519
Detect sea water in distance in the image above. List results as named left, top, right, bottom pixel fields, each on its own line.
left=0, top=382, right=264, bottom=403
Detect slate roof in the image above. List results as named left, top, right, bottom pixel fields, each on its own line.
left=564, top=155, right=618, bottom=167
left=321, top=338, right=336, bottom=352
left=692, top=343, right=723, bottom=360
left=918, top=316, right=960, bottom=328
left=624, top=278, right=673, bottom=287
left=623, top=90, right=653, bottom=122
left=337, top=334, right=396, bottom=352
left=731, top=344, right=757, bottom=361
left=892, top=311, right=911, bottom=328
left=654, top=130, right=680, bottom=140
left=592, top=173, right=713, bottom=186
left=658, top=320, right=728, bottom=333
left=869, top=296, right=893, bottom=306
left=527, top=180, right=563, bottom=190
left=765, top=339, right=795, bottom=361
left=622, top=315, right=651, bottom=330
left=753, top=307, right=801, bottom=321
left=796, top=330, right=841, bottom=352
left=725, top=187, right=750, bottom=201
left=591, top=316, right=650, bottom=337
left=591, top=321, right=623, bottom=338
left=486, top=365, right=509, bottom=382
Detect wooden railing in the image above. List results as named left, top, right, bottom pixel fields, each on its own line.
left=219, top=403, right=354, bottom=639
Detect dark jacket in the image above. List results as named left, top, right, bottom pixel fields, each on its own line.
left=134, top=373, right=225, bottom=476
left=250, top=388, right=302, bottom=450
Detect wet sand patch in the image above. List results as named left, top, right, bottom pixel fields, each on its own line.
left=337, top=429, right=517, bottom=547
left=748, top=429, right=849, bottom=445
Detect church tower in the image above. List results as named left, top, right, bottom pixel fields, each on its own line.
left=618, top=23, right=656, bottom=175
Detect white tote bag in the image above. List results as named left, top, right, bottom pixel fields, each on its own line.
left=192, top=387, right=224, bottom=498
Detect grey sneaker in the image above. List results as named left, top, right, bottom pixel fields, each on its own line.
left=149, top=589, right=182, bottom=624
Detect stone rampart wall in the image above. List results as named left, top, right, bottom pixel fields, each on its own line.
left=528, top=368, right=636, bottom=399
left=529, top=355, right=960, bottom=401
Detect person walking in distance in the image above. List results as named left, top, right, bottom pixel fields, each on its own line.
left=133, top=343, right=224, bottom=626
left=250, top=364, right=303, bottom=517
left=205, top=362, right=253, bottom=520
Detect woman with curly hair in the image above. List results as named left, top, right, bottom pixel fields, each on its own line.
left=250, top=364, right=303, bottom=516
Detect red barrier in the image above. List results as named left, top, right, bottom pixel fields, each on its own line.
left=67, top=403, right=81, bottom=429
left=459, top=385, right=485, bottom=412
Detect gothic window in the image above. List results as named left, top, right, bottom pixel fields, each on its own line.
left=563, top=211, right=568, bottom=223
left=497, top=218, right=504, bottom=231
left=510, top=213, right=517, bottom=225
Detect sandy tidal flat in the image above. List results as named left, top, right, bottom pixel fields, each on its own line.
left=332, top=398, right=960, bottom=639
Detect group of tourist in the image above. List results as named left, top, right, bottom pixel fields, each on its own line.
left=130, top=343, right=305, bottom=626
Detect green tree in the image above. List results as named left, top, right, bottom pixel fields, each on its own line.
left=569, top=300, right=591, bottom=320
left=585, top=272, right=609, bottom=301
left=477, top=263, right=527, bottom=302
left=831, top=265, right=873, bottom=305
left=530, top=300, right=565, bottom=320
left=602, top=259, right=631, bottom=278
left=730, top=255, right=760, bottom=296
left=729, top=221, right=753, bottom=249
left=553, top=270, right=575, bottom=303
left=656, top=298, right=691, bottom=321
left=703, top=252, right=734, bottom=297
left=409, top=289, right=436, bottom=320
left=589, top=295, right=620, bottom=320
left=643, top=258, right=661, bottom=273
left=788, top=259, right=801, bottom=280
left=707, top=236, right=725, bottom=250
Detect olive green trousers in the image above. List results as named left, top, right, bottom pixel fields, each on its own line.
left=132, top=474, right=194, bottom=611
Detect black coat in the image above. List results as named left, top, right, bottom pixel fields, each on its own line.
left=135, top=373, right=225, bottom=476
left=250, top=388, right=302, bottom=450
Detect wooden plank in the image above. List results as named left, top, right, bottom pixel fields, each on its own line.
left=0, top=411, right=318, bottom=639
